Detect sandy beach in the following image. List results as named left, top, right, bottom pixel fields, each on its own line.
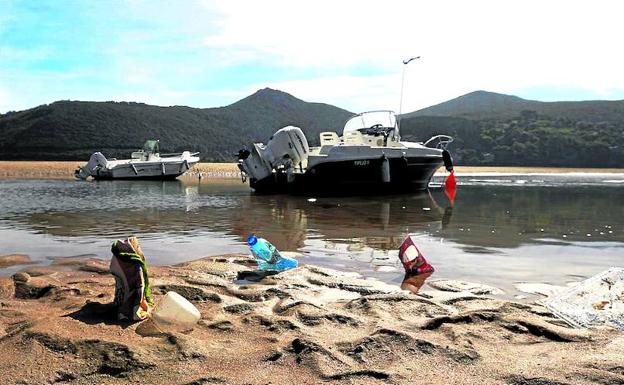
left=1, top=162, right=623, bottom=384
left=0, top=253, right=622, bottom=385
left=1, top=161, right=623, bottom=180
left=0, top=161, right=242, bottom=180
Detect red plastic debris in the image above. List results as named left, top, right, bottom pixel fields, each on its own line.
left=398, top=235, right=434, bottom=275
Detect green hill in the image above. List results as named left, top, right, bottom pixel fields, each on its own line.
left=0, top=88, right=353, bottom=161
left=1, top=89, right=622, bottom=167
left=399, top=91, right=624, bottom=167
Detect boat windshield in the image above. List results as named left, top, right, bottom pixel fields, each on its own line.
left=142, top=140, right=160, bottom=153
left=343, top=111, right=398, bottom=135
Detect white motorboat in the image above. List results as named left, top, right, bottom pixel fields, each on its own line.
left=237, top=110, right=453, bottom=194
left=75, top=140, right=200, bottom=180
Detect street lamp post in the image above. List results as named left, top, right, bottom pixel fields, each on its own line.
left=398, top=56, right=421, bottom=132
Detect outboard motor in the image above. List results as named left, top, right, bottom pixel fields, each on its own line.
left=238, top=126, right=309, bottom=183
left=264, top=126, right=309, bottom=169
left=238, top=144, right=272, bottom=182
left=75, top=152, right=108, bottom=179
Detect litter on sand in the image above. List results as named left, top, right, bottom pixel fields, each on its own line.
left=398, top=235, right=434, bottom=275
left=151, top=291, right=201, bottom=332
left=543, top=267, right=624, bottom=330
left=247, top=234, right=298, bottom=271
left=110, top=237, right=153, bottom=321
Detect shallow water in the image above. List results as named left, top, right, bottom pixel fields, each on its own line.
left=0, top=173, right=623, bottom=295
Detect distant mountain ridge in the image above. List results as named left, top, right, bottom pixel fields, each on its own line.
left=0, top=88, right=622, bottom=167
left=407, top=90, right=624, bottom=122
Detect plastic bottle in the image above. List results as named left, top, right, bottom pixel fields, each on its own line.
left=151, top=291, right=201, bottom=331
left=247, top=235, right=298, bottom=271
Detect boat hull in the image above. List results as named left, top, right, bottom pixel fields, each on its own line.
left=249, top=155, right=444, bottom=195
left=91, top=161, right=194, bottom=180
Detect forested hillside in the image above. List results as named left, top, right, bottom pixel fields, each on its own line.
left=399, top=91, right=623, bottom=167
left=400, top=113, right=622, bottom=167
left=0, top=89, right=352, bottom=161
left=0, top=89, right=622, bottom=167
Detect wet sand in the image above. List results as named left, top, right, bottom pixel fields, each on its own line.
left=1, top=161, right=622, bottom=180
left=0, top=254, right=622, bottom=385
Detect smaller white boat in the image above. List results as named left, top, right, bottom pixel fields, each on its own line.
left=75, top=140, right=200, bottom=180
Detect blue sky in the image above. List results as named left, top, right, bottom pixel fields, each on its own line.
left=1, top=0, right=623, bottom=113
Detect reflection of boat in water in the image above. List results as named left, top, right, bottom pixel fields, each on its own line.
left=230, top=190, right=452, bottom=252
left=75, top=140, right=200, bottom=180
left=12, top=180, right=196, bottom=237
left=15, top=184, right=452, bottom=251
left=9, top=181, right=624, bottom=260
left=238, top=111, right=453, bottom=195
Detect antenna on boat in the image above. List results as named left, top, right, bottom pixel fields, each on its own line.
left=397, top=56, right=420, bottom=132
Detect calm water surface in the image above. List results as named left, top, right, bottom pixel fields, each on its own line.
left=1, top=173, right=623, bottom=295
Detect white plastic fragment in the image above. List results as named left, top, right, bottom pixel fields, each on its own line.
left=152, top=291, right=201, bottom=331
left=542, top=268, right=624, bottom=330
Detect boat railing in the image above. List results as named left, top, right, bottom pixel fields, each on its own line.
left=160, top=152, right=200, bottom=158
left=423, top=135, right=454, bottom=149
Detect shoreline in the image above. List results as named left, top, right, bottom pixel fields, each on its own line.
left=0, top=250, right=570, bottom=302
left=1, top=161, right=623, bottom=180
left=1, top=253, right=622, bottom=384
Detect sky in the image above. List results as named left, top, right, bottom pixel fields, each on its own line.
left=1, top=0, right=624, bottom=114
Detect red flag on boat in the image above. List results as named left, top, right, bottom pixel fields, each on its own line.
left=444, top=170, right=457, bottom=204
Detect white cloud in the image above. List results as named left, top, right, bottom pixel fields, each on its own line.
left=2, top=0, right=624, bottom=113
left=203, top=0, right=624, bottom=111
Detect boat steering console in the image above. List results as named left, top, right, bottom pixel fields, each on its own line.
left=358, top=124, right=396, bottom=145
left=358, top=124, right=394, bottom=136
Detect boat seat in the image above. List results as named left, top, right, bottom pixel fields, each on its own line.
left=344, top=131, right=364, bottom=145
left=320, top=132, right=340, bottom=146
left=364, top=137, right=385, bottom=146
left=131, top=151, right=144, bottom=160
